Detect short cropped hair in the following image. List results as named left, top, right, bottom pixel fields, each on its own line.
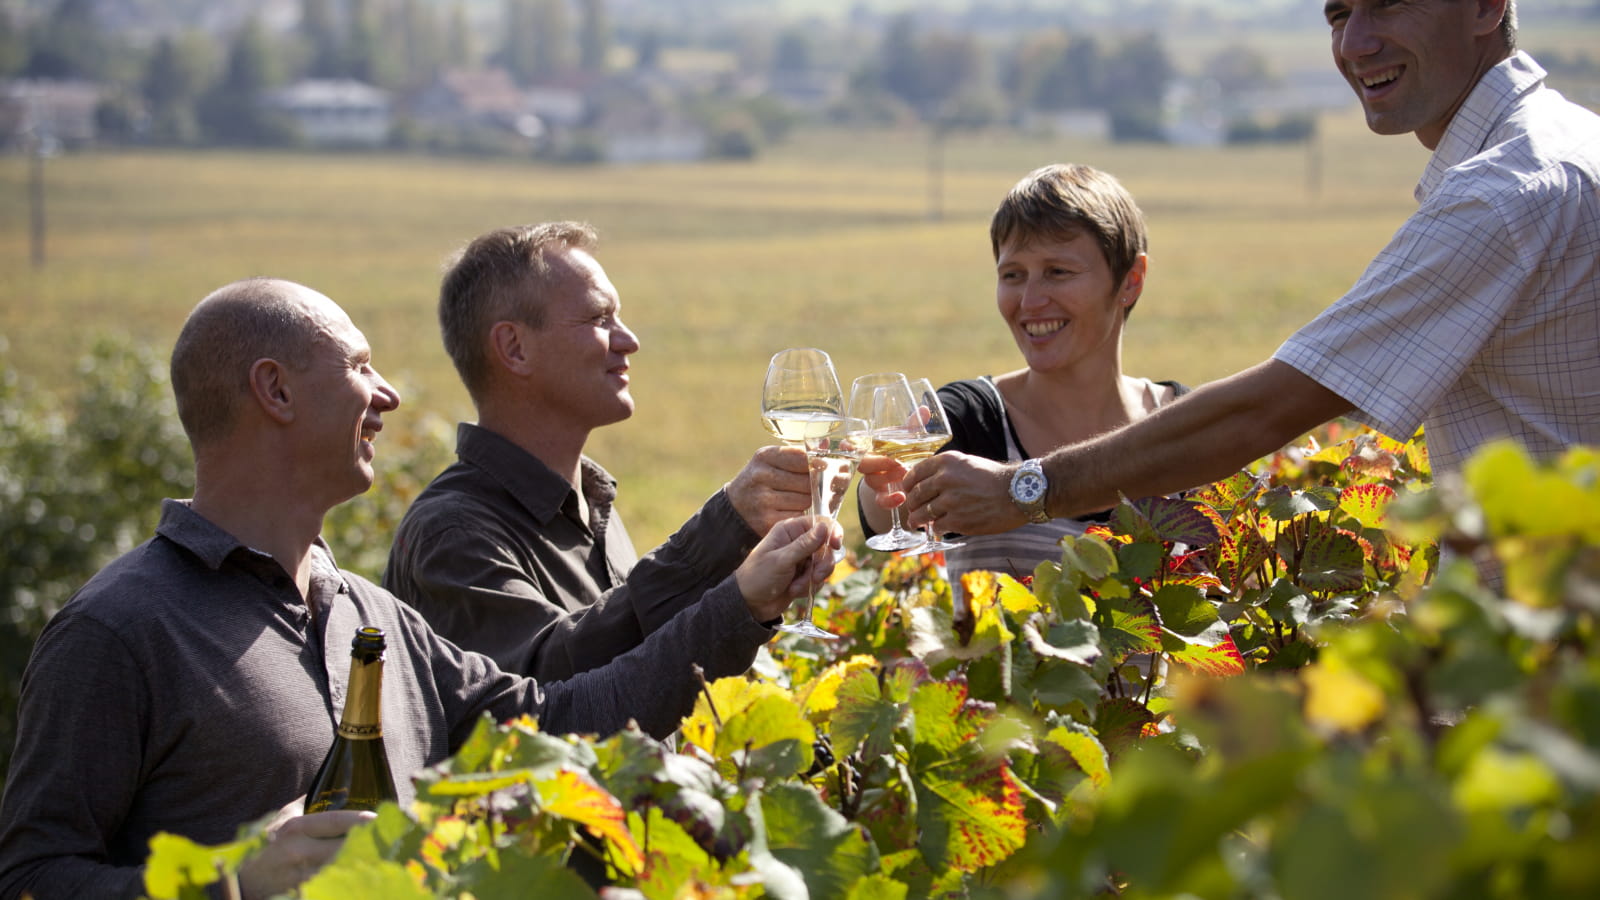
left=437, top=221, right=600, bottom=399
left=989, top=163, right=1148, bottom=291
left=1501, top=0, right=1517, bottom=51
left=170, top=278, right=316, bottom=449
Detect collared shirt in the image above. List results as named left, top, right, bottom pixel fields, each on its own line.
left=384, top=423, right=761, bottom=681
left=1275, top=52, right=1600, bottom=473
left=0, top=500, right=770, bottom=900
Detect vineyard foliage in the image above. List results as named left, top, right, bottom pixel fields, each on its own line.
left=4, top=340, right=1600, bottom=898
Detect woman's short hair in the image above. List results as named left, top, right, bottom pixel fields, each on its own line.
left=989, top=163, right=1148, bottom=290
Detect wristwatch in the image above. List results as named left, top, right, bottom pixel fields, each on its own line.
left=1009, top=458, right=1051, bottom=524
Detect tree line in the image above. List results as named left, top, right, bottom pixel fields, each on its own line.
left=0, top=0, right=1190, bottom=152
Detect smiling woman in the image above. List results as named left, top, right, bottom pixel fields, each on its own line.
left=857, top=163, right=1189, bottom=590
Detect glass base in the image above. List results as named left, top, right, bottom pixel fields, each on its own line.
left=778, top=619, right=839, bottom=640
left=905, top=538, right=963, bottom=555
left=866, top=528, right=926, bottom=552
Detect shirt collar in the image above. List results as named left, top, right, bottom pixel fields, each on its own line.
left=454, top=422, right=617, bottom=525
left=1416, top=51, right=1546, bottom=202
left=155, top=497, right=346, bottom=588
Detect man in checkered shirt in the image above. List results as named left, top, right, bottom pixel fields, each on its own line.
left=886, top=0, right=1598, bottom=542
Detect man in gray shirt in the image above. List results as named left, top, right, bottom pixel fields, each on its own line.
left=385, top=222, right=813, bottom=679
left=0, top=278, right=834, bottom=900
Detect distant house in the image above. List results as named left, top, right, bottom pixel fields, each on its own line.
left=262, top=79, right=391, bottom=147
left=413, top=68, right=530, bottom=133
left=0, top=79, right=104, bottom=148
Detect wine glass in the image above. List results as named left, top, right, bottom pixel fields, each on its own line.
left=849, top=373, right=926, bottom=552
left=901, top=378, right=964, bottom=555
left=778, top=416, right=870, bottom=640
left=761, top=348, right=843, bottom=446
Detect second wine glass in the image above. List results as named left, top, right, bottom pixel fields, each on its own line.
left=849, top=373, right=926, bottom=552
left=901, top=377, right=964, bottom=555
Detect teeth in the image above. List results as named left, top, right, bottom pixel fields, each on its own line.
left=1361, top=69, right=1398, bottom=88
left=1024, top=321, right=1065, bottom=337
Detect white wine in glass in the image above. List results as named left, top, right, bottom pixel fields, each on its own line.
left=778, top=416, right=870, bottom=640
left=901, top=377, right=964, bottom=555
left=849, top=373, right=926, bottom=553
left=761, top=348, right=844, bottom=446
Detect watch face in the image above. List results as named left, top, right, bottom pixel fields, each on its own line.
left=1013, top=472, right=1047, bottom=504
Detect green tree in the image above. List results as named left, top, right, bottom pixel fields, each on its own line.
left=23, top=0, right=114, bottom=79
left=199, top=17, right=292, bottom=145
left=0, top=337, right=193, bottom=790
left=1103, top=31, right=1174, bottom=141
left=528, top=0, right=571, bottom=82
left=0, top=7, right=25, bottom=77
left=299, top=0, right=346, bottom=78
left=444, top=0, right=476, bottom=69
left=142, top=33, right=215, bottom=144
left=577, top=0, right=609, bottom=73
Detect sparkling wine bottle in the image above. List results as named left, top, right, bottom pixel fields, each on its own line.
left=306, top=626, right=398, bottom=813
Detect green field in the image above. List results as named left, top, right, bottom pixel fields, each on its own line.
left=0, top=111, right=1430, bottom=549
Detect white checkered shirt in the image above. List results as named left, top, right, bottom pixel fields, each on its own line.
left=1275, top=52, right=1600, bottom=473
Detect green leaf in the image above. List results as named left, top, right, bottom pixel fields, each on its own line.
left=1058, top=533, right=1118, bottom=583
left=1021, top=617, right=1101, bottom=667
left=142, top=832, right=253, bottom=900
left=1095, top=697, right=1155, bottom=755
left=1339, top=482, right=1396, bottom=531
left=1117, top=540, right=1164, bottom=581
left=762, top=783, right=881, bottom=900
left=299, top=857, right=437, bottom=900
left=1151, top=584, right=1216, bottom=637
left=909, top=679, right=979, bottom=755
left=1299, top=526, right=1366, bottom=593
left=1259, top=484, right=1337, bottom=521
left=1045, top=722, right=1111, bottom=790
left=844, top=873, right=910, bottom=900
left=1216, top=525, right=1273, bottom=592
left=831, top=669, right=909, bottom=760
left=711, top=690, right=817, bottom=783
left=1110, top=494, right=1225, bottom=547
left=910, top=747, right=1028, bottom=873
left=1096, top=593, right=1163, bottom=665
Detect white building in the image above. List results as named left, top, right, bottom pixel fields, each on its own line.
left=263, top=79, right=392, bottom=147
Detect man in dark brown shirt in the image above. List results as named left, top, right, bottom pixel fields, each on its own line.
left=0, top=278, right=834, bottom=900
left=385, top=222, right=814, bottom=680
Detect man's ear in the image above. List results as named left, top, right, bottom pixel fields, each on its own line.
left=1474, top=0, right=1509, bottom=39
left=249, top=358, right=295, bottom=424
left=489, top=321, right=537, bottom=376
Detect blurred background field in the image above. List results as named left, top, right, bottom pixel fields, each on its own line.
left=0, top=110, right=1428, bottom=550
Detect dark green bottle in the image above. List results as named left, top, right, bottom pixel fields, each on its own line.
left=306, top=626, right=398, bottom=813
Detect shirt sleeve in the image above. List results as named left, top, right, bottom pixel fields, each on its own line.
left=387, top=490, right=758, bottom=684
left=0, top=614, right=148, bottom=900
left=429, top=577, right=774, bottom=744
left=1274, top=191, right=1525, bottom=442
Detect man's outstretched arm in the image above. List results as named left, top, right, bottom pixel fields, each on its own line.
left=899, top=360, right=1355, bottom=535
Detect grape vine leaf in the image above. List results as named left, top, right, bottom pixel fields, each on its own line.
left=682, top=677, right=815, bottom=782
left=1298, top=526, right=1367, bottom=593
left=761, top=782, right=883, bottom=900
left=1110, top=495, right=1225, bottom=548
left=830, top=667, right=914, bottom=760
left=539, top=768, right=643, bottom=875
left=1340, top=483, right=1396, bottom=531
left=1096, top=593, right=1163, bottom=665
left=906, top=680, right=1028, bottom=873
